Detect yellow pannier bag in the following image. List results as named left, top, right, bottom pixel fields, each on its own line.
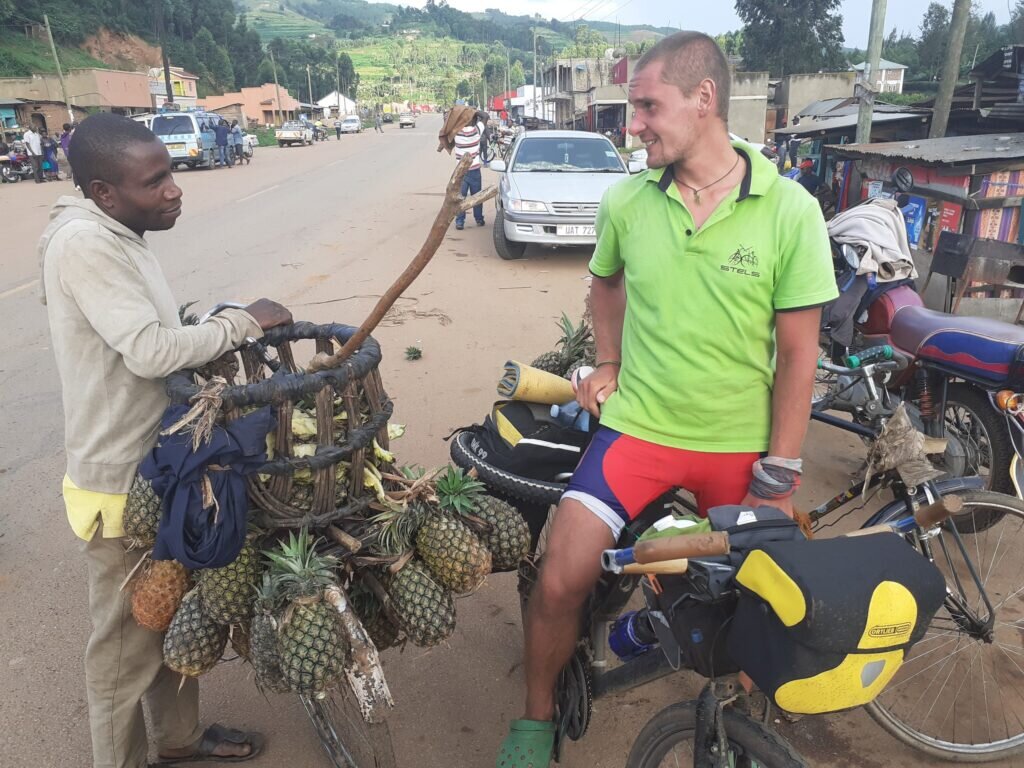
left=727, top=533, right=946, bottom=715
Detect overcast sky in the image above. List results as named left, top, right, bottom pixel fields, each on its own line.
left=430, top=0, right=1014, bottom=49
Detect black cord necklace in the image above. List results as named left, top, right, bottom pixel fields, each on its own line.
left=677, top=153, right=740, bottom=204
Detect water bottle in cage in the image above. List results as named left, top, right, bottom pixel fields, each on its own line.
left=609, top=609, right=659, bottom=661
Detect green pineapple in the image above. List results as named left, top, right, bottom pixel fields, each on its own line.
left=434, top=467, right=530, bottom=573
left=266, top=530, right=347, bottom=695
left=530, top=313, right=592, bottom=376
left=199, top=538, right=259, bottom=625
left=249, top=571, right=290, bottom=694
left=350, top=583, right=402, bottom=651
left=123, top=474, right=161, bottom=549
left=163, top=587, right=229, bottom=678
left=383, top=560, right=456, bottom=647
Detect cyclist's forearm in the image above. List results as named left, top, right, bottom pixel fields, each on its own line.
left=768, top=308, right=822, bottom=458
left=590, top=273, right=625, bottom=363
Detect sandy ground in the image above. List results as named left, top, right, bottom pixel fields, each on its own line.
left=0, top=115, right=1014, bottom=768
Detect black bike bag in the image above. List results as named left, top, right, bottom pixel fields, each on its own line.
left=727, top=534, right=945, bottom=714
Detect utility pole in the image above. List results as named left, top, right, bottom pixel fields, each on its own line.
left=855, top=0, right=886, bottom=144
left=269, top=48, right=283, bottom=125
left=930, top=0, right=971, bottom=139
left=533, top=27, right=538, bottom=118
left=336, top=55, right=342, bottom=115
left=43, top=14, right=75, bottom=124
left=153, top=0, right=174, bottom=110
left=306, top=64, right=314, bottom=108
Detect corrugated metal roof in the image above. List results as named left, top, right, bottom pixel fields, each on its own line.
left=851, top=58, right=908, bottom=71
left=0, top=98, right=24, bottom=106
left=772, top=111, right=927, bottom=136
left=827, top=133, right=1024, bottom=166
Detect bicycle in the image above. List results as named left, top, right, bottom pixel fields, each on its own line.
left=451, top=352, right=1024, bottom=764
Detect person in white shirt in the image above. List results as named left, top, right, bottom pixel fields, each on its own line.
left=454, top=111, right=487, bottom=230
left=22, top=126, right=44, bottom=183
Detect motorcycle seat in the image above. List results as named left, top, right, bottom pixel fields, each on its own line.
left=891, top=306, right=1024, bottom=384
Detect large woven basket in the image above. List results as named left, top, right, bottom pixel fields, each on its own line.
left=166, top=322, right=393, bottom=529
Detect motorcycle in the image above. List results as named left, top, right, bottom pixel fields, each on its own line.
left=817, top=169, right=1024, bottom=512
left=1, top=151, right=35, bottom=183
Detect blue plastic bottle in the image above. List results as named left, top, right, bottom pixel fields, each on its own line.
left=550, top=401, right=591, bottom=432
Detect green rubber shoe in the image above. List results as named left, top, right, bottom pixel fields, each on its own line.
left=496, top=719, right=556, bottom=768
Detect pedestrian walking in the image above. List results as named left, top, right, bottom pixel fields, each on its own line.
left=374, top=112, right=383, bottom=133
left=39, top=112, right=285, bottom=768
left=41, top=129, right=60, bottom=180
left=22, top=124, right=43, bottom=183
left=788, top=134, right=801, bottom=170
left=453, top=109, right=486, bottom=230
left=59, top=123, right=74, bottom=159
left=214, top=120, right=231, bottom=168
left=334, top=117, right=342, bottom=139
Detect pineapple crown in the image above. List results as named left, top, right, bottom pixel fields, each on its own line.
left=556, top=312, right=591, bottom=360
left=434, top=466, right=485, bottom=517
left=264, top=528, right=338, bottom=601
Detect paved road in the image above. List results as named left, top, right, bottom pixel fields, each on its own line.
left=0, top=117, right=1012, bottom=767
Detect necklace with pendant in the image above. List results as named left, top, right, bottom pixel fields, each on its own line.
left=679, top=154, right=740, bottom=204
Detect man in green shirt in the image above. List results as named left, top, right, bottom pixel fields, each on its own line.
left=497, top=31, right=837, bottom=767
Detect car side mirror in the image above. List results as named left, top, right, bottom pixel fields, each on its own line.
left=892, top=167, right=914, bottom=193
left=489, top=159, right=507, bottom=172
left=628, top=160, right=645, bottom=174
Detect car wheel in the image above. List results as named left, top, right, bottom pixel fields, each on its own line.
left=278, top=141, right=285, bottom=147
left=493, top=209, right=527, bottom=261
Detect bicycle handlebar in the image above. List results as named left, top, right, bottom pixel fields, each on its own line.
left=847, top=494, right=962, bottom=538
left=818, top=352, right=909, bottom=378
left=602, top=532, right=730, bottom=573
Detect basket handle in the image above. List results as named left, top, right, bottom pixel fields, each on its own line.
left=201, top=301, right=280, bottom=371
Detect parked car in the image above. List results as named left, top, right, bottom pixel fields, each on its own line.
left=339, top=115, right=362, bottom=134
left=628, top=132, right=774, bottom=169
left=276, top=120, right=313, bottom=147
left=382, top=112, right=394, bottom=123
left=489, top=130, right=628, bottom=260
left=398, top=112, right=416, bottom=128
left=150, top=111, right=217, bottom=170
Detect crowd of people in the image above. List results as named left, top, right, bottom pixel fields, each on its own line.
left=1, top=123, right=75, bottom=183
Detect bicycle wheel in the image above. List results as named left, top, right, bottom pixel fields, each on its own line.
left=301, top=686, right=396, bottom=768
left=866, top=490, right=1024, bottom=762
left=626, top=700, right=805, bottom=768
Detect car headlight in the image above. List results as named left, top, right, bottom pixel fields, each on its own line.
left=509, top=199, right=547, bottom=213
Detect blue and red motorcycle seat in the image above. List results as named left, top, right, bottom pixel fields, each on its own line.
left=890, top=306, right=1024, bottom=384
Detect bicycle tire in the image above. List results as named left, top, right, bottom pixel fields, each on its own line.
left=626, top=700, right=806, bottom=768
left=449, top=430, right=565, bottom=506
left=301, top=687, right=397, bottom=768
left=866, top=489, right=1024, bottom=762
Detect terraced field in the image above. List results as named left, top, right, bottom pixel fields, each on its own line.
left=246, top=5, right=332, bottom=40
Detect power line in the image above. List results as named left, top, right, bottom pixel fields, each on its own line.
left=596, top=0, right=639, bottom=23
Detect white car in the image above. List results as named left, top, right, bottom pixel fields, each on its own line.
left=275, top=120, right=313, bottom=147
left=339, top=115, right=362, bottom=134
left=489, top=130, right=629, bottom=260
left=398, top=112, right=416, bottom=128
left=629, top=133, right=772, bottom=168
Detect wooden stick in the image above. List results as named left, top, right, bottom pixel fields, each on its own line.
left=308, top=154, right=497, bottom=372
left=326, top=524, right=363, bottom=554
left=324, top=585, right=394, bottom=723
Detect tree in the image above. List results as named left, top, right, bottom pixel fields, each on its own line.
left=880, top=29, right=918, bottom=76
left=715, top=30, right=744, bottom=56
left=962, top=11, right=1004, bottom=75
left=735, top=0, right=845, bottom=76
left=510, top=60, right=526, bottom=90
left=1012, top=1, right=1024, bottom=44
left=917, top=2, right=951, bottom=80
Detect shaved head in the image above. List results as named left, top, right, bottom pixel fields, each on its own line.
left=68, top=113, right=162, bottom=199
left=636, top=31, right=731, bottom=121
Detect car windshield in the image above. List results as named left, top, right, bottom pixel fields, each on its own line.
left=151, top=116, right=194, bottom=136
left=343, top=117, right=359, bottom=123
left=511, top=137, right=625, bottom=173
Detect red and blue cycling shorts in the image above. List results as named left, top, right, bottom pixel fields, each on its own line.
left=563, top=427, right=757, bottom=539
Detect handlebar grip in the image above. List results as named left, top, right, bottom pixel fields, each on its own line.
left=632, top=532, right=730, bottom=563
left=621, top=558, right=690, bottom=575
left=915, top=495, right=963, bottom=528
left=844, top=345, right=893, bottom=368
left=845, top=523, right=899, bottom=538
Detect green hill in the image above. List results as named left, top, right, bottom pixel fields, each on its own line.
left=0, top=30, right=109, bottom=78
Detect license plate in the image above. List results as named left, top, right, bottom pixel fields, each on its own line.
left=166, top=143, right=186, bottom=151
left=556, top=225, right=595, bottom=237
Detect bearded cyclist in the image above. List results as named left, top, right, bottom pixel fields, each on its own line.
left=496, top=31, right=838, bottom=767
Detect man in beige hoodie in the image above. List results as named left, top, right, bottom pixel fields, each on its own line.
left=40, top=112, right=291, bottom=767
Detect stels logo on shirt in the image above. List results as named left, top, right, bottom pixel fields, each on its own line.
left=721, top=246, right=760, bottom=278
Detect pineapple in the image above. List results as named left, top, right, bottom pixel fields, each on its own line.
left=230, top=621, right=252, bottom=660
left=383, top=560, right=456, bottom=647
left=199, top=538, right=259, bottom=625
left=530, top=313, right=592, bottom=376
left=476, top=496, right=531, bottom=572
left=266, top=530, right=347, bottom=695
left=163, top=587, right=229, bottom=677
left=123, top=474, right=162, bottom=549
left=350, top=584, right=402, bottom=651
left=131, top=558, right=189, bottom=632
left=249, top=572, right=290, bottom=694
left=415, top=503, right=491, bottom=593
left=434, top=467, right=529, bottom=573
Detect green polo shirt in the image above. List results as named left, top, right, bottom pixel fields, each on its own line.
left=589, top=141, right=837, bottom=453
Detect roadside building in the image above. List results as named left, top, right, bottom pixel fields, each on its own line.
left=199, top=83, right=300, bottom=126
left=769, top=72, right=857, bottom=131
left=850, top=58, right=908, bottom=94
left=148, top=66, right=199, bottom=111
left=0, top=68, right=151, bottom=130
left=826, top=134, right=1024, bottom=318
left=318, top=91, right=357, bottom=118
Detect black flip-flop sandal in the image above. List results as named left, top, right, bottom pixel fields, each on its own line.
left=152, top=723, right=265, bottom=765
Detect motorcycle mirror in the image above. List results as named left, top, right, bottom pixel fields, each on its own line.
left=892, top=167, right=915, bottom=193
left=842, top=244, right=860, bottom=269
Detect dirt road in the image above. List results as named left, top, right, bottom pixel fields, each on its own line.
left=0, top=116, right=1010, bottom=767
